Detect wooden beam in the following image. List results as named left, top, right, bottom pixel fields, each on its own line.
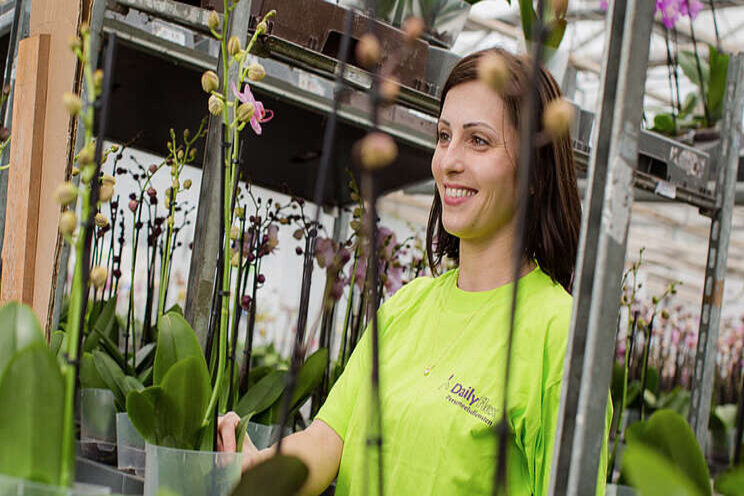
left=1, top=34, right=50, bottom=305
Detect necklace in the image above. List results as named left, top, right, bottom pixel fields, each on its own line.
left=422, top=283, right=495, bottom=376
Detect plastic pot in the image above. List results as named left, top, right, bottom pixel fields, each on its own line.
left=116, top=413, right=145, bottom=476
left=143, top=443, right=242, bottom=496
left=245, top=422, right=285, bottom=451
left=0, top=474, right=110, bottom=495
left=80, top=389, right=117, bottom=465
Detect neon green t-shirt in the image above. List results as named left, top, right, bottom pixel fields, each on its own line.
left=316, top=266, right=609, bottom=496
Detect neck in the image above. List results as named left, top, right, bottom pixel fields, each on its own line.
left=457, top=227, right=535, bottom=292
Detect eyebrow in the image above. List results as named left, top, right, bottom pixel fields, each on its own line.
left=438, top=119, right=498, bottom=133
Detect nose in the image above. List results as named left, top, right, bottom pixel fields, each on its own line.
left=440, top=137, right=466, bottom=176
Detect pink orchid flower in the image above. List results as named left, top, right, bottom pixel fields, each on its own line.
left=231, top=81, right=274, bottom=135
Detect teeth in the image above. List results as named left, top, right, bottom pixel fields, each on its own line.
left=445, top=187, right=476, bottom=198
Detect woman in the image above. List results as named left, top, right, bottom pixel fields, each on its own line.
left=219, top=47, right=609, bottom=495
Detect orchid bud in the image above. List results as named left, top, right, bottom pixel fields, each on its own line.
left=78, top=142, right=95, bottom=165
left=69, top=35, right=82, bottom=52
left=168, top=215, right=174, bottom=228
left=550, top=0, right=569, bottom=19
left=54, top=182, right=78, bottom=206
left=235, top=206, right=244, bottom=218
left=81, top=165, right=96, bottom=184
left=59, top=211, right=77, bottom=235
left=164, top=194, right=171, bottom=210
left=128, top=200, right=138, bottom=212
left=247, top=62, right=266, bottom=82
left=241, top=295, right=252, bottom=310
left=228, top=36, right=241, bottom=57
left=172, top=178, right=180, bottom=190
left=184, top=179, right=192, bottom=190
left=90, top=266, right=107, bottom=289
left=358, top=132, right=397, bottom=170
left=296, top=246, right=303, bottom=255
left=99, top=183, right=114, bottom=203
left=93, top=69, right=104, bottom=93
left=147, top=187, right=157, bottom=198
left=177, top=149, right=184, bottom=161
left=256, top=21, right=268, bottom=35
left=661, top=309, right=670, bottom=319
left=652, top=296, right=660, bottom=304
left=94, top=212, right=109, bottom=228
left=201, top=70, right=220, bottom=94
left=257, top=274, right=265, bottom=284
left=0, top=127, right=9, bottom=141
left=230, top=225, right=240, bottom=240
left=237, top=102, right=255, bottom=123
left=356, top=33, right=381, bottom=69
left=207, top=10, right=220, bottom=31
left=208, top=95, right=224, bottom=116
left=403, top=16, right=425, bottom=43
left=477, top=52, right=510, bottom=93
left=543, top=98, right=574, bottom=138
left=149, top=163, right=159, bottom=174
left=380, top=78, right=400, bottom=103
left=71, top=166, right=80, bottom=176
left=102, top=174, right=116, bottom=186
left=63, top=92, right=83, bottom=115
left=231, top=250, right=241, bottom=267
left=293, top=228, right=303, bottom=240
left=350, top=219, right=361, bottom=232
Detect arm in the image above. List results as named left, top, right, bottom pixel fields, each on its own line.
left=219, top=414, right=343, bottom=496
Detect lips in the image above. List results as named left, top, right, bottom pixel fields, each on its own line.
left=443, top=184, right=478, bottom=206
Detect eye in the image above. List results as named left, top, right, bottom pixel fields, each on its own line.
left=471, top=135, right=489, bottom=147
left=437, top=130, right=451, bottom=143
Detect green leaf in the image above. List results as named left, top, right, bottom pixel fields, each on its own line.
left=84, top=297, right=117, bottom=352
left=678, top=50, right=710, bottom=89
left=164, top=303, right=184, bottom=316
left=126, top=386, right=167, bottom=445
left=136, top=342, right=157, bottom=373
left=544, top=18, right=566, bottom=50
left=49, top=331, right=65, bottom=357
left=679, top=92, right=698, bottom=119
left=623, top=410, right=711, bottom=496
left=0, top=342, right=65, bottom=485
left=651, top=114, right=676, bottom=135
left=231, top=455, right=308, bottom=496
left=80, top=352, right=107, bottom=389
left=0, top=302, right=44, bottom=375
left=138, top=365, right=154, bottom=386
left=623, top=443, right=704, bottom=496
left=154, top=312, right=203, bottom=385
left=247, top=365, right=274, bottom=389
left=93, top=350, right=130, bottom=408
left=715, top=467, right=744, bottom=496
left=236, top=370, right=287, bottom=418
left=518, top=0, right=535, bottom=42
left=160, top=356, right=212, bottom=449
left=236, top=414, right=254, bottom=453
left=707, top=44, right=729, bottom=122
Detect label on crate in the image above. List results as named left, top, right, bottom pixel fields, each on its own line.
left=654, top=180, right=677, bottom=199
left=153, top=22, right=187, bottom=47
left=297, top=71, right=327, bottom=98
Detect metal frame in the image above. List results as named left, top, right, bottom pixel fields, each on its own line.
left=688, top=53, right=744, bottom=447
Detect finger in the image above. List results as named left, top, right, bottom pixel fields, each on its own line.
left=220, top=414, right=239, bottom=453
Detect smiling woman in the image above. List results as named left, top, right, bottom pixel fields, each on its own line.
left=219, top=47, right=610, bottom=496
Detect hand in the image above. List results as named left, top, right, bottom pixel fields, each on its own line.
left=218, top=411, right=260, bottom=472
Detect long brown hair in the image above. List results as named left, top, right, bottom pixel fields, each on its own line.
left=425, top=48, right=581, bottom=291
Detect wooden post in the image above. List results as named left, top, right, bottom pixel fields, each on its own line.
left=0, top=34, right=50, bottom=305
left=0, top=0, right=86, bottom=335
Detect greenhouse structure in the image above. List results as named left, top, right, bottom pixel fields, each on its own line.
left=0, top=0, right=742, bottom=495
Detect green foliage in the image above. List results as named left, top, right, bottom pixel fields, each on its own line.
left=621, top=410, right=711, bottom=496
left=715, top=467, right=744, bottom=496
left=230, top=455, right=308, bottom=496
left=154, top=312, right=203, bottom=384
left=84, top=297, right=118, bottom=353
left=255, top=348, right=329, bottom=425
left=93, top=350, right=143, bottom=411
left=236, top=370, right=287, bottom=418
left=80, top=353, right=107, bottom=389
left=236, top=414, right=253, bottom=453
left=0, top=343, right=65, bottom=485
left=0, top=302, right=44, bottom=374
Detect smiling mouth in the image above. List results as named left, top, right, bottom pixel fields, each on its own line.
left=444, top=186, right=478, bottom=199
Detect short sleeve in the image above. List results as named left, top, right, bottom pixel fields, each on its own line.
left=315, top=322, right=372, bottom=441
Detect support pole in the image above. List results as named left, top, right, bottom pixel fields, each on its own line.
left=185, top=0, right=252, bottom=348
left=688, top=53, right=744, bottom=448
left=551, top=0, right=655, bottom=492
left=549, top=0, right=627, bottom=491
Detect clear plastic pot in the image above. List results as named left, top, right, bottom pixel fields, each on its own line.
left=143, top=443, right=242, bottom=496
left=79, top=389, right=117, bottom=465
left=0, top=474, right=111, bottom=495
left=410, top=0, right=472, bottom=48
left=116, top=412, right=145, bottom=476
left=245, top=422, right=284, bottom=451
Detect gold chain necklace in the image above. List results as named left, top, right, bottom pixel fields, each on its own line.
left=422, top=283, right=496, bottom=376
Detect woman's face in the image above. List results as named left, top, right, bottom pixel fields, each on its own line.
left=431, top=80, right=519, bottom=244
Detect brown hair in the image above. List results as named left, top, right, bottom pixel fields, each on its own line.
left=425, top=47, right=581, bottom=292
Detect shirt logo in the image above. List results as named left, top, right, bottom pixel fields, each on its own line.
left=440, top=373, right=498, bottom=426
